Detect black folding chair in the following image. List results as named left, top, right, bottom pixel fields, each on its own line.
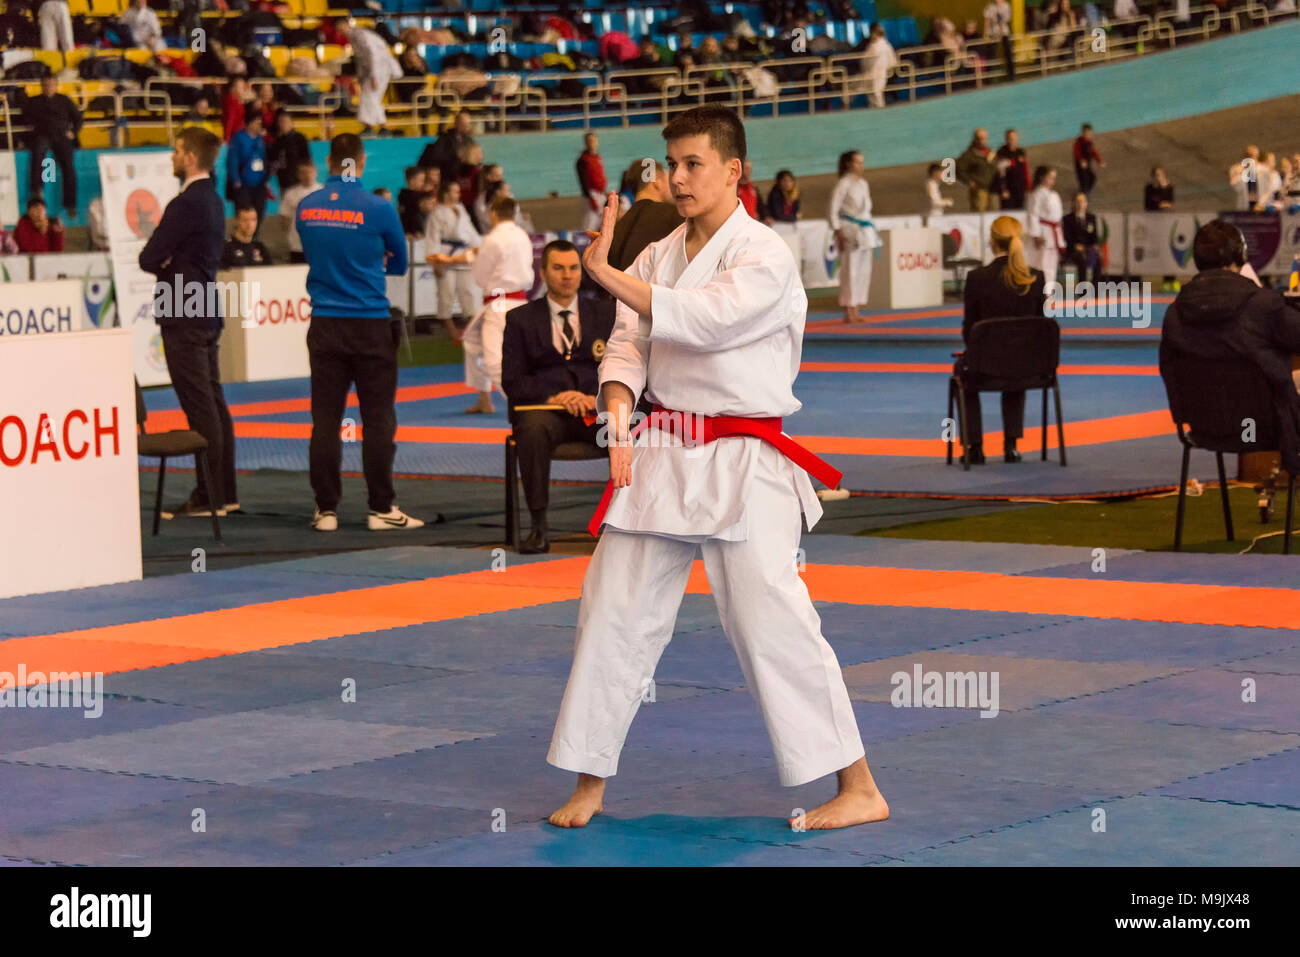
left=1160, top=354, right=1294, bottom=553
left=941, top=231, right=982, bottom=293
left=134, top=377, right=222, bottom=543
left=947, top=316, right=1066, bottom=471
left=503, top=404, right=605, bottom=549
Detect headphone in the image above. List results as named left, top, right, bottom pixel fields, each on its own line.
left=1229, top=223, right=1249, bottom=267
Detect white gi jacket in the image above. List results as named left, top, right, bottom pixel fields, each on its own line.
left=597, top=200, right=824, bottom=541
left=828, top=174, right=881, bottom=251
left=1026, top=185, right=1065, bottom=251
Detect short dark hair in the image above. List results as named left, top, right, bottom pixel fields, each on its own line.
left=663, top=105, right=746, bottom=164
left=1081, top=122, right=1093, bottom=132
left=491, top=195, right=517, bottom=220
left=234, top=203, right=258, bottom=216
left=927, top=163, right=942, bottom=175
left=541, top=239, right=579, bottom=269
left=328, top=133, right=364, bottom=168
left=438, top=181, right=458, bottom=200
left=25, top=197, right=45, bottom=211
left=1193, top=219, right=1248, bottom=271
left=404, top=165, right=422, bottom=182
left=244, top=103, right=264, bottom=127
left=177, top=126, right=223, bottom=172
left=1032, top=165, right=1053, bottom=186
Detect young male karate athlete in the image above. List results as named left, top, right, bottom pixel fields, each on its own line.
left=547, top=106, right=890, bottom=830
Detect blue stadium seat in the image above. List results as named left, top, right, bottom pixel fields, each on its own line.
left=882, top=16, right=920, bottom=47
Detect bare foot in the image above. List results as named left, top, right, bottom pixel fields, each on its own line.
left=463, top=394, right=495, bottom=414
left=790, top=757, right=889, bottom=830
left=549, top=773, right=605, bottom=828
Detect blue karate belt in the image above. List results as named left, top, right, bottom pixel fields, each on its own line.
left=842, top=214, right=882, bottom=258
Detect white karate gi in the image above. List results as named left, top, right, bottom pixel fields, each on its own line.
left=829, top=173, right=880, bottom=308
left=428, top=203, right=482, bottom=321
left=38, top=1, right=73, bottom=52
left=547, top=200, right=866, bottom=787
left=464, top=219, right=533, bottom=393
left=865, top=36, right=896, bottom=109
left=351, top=27, right=401, bottom=129
left=1025, top=185, right=1064, bottom=282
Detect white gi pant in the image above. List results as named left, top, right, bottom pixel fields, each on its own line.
left=461, top=298, right=517, bottom=394
left=581, top=189, right=604, bottom=232
left=1026, top=244, right=1059, bottom=284
left=547, top=444, right=866, bottom=787
left=838, top=244, right=873, bottom=307
left=436, top=266, right=479, bottom=321
left=39, top=1, right=73, bottom=52
left=358, top=67, right=397, bottom=128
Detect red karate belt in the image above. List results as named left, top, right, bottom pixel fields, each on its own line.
left=586, top=403, right=844, bottom=537
left=1040, top=218, right=1066, bottom=252
left=484, top=290, right=528, bottom=304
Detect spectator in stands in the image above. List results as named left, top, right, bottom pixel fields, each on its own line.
left=267, top=109, right=310, bottom=192
left=995, top=128, right=1030, bottom=210
left=1144, top=165, right=1174, bottom=211
left=864, top=23, right=896, bottom=109
left=222, top=76, right=252, bottom=141
left=226, top=105, right=270, bottom=234
left=608, top=160, right=682, bottom=271
left=472, top=164, right=504, bottom=233
left=0, top=226, right=17, bottom=255
left=14, top=198, right=63, bottom=253
left=926, top=163, right=953, bottom=217
left=220, top=205, right=273, bottom=268
left=1282, top=156, right=1300, bottom=210
left=37, top=0, right=72, bottom=62
left=22, top=74, right=80, bottom=218
left=122, top=0, right=164, bottom=53
left=373, top=187, right=392, bottom=203
left=337, top=19, right=402, bottom=138
left=419, top=110, right=474, bottom=186
left=957, top=216, right=1047, bottom=465
left=185, top=95, right=214, bottom=125
left=395, top=45, right=429, bottom=107
left=1160, top=219, right=1300, bottom=477
left=255, top=82, right=279, bottom=129
left=737, top=159, right=759, bottom=218
left=957, top=127, right=997, bottom=212
left=457, top=141, right=484, bottom=223
left=627, top=36, right=670, bottom=96
left=1062, top=191, right=1101, bottom=283
left=397, top=166, right=427, bottom=237
left=427, top=179, right=482, bottom=339
left=576, top=131, right=607, bottom=232
left=1259, top=151, right=1284, bottom=211
left=598, top=29, right=640, bottom=65
left=1073, top=122, right=1105, bottom=196
left=766, top=169, right=800, bottom=225
left=984, top=0, right=1014, bottom=81
left=279, top=160, right=321, bottom=265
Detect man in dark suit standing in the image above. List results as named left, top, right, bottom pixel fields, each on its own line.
left=138, top=126, right=236, bottom=517
left=501, top=239, right=615, bottom=553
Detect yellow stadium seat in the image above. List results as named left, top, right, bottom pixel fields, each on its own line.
left=266, top=47, right=292, bottom=75
left=304, top=0, right=329, bottom=17
left=123, top=49, right=155, bottom=66
left=67, top=0, right=91, bottom=15
left=32, top=51, right=64, bottom=70
left=317, top=44, right=346, bottom=65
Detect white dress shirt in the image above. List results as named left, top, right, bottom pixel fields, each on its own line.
left=546, top=294, right=581, bottom=357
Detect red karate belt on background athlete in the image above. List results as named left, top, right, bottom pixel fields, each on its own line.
left=586, top=403, right=844, bottom=537
left=484, top=290, right=528, bottom=304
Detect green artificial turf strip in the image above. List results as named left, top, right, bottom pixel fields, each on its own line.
left=861, top=486, right=1299, bottom=555
left=397, top=333, right=463, bottom=367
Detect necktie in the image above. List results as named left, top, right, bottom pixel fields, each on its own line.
left=560, top=309, right=576, bottom=359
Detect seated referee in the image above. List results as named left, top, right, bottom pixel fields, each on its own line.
left=501, top=240, right=614, bottom=553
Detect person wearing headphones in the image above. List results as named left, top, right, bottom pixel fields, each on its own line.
left=1160, top=220, right=1300, bottom=480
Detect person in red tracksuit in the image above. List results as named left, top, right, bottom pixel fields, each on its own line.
left=576, top=131, right=606, bottom=232
left=1073, top=122, right=1105, bottom=196
left=14, top=198, right=64, bottom=252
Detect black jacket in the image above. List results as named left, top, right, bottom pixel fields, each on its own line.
left=1062, top=211, right=1098, bottom=249
left=608, top=199, right=683, bottom=272
left=962, top=256, right=1047, bottom=342
left=1160, top=268, right=1300, bottom=472
left=22, top=93, right=82, bottom=144
left=267, top=129, right=311, bottom=190
left=501, top=297, right=616, bottom=407
left=220, top=237, right=273, bottom=269
left=138, top=177, right=228, bottom=329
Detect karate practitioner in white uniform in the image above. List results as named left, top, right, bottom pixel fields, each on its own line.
left=426, top=180, right=482, bottom=340
left=340, top=21, right=402, bottom=135
left=548, top=106, right=889, bottom=831
left=1025, top=166, right=1065, bottom=283
left=828, top=149, right=881, bottom=324
left=461, top=195, right=534, bottom=413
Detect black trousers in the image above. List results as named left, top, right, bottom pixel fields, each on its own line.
left=955, top=359, right=1024, bottom=451
left=160, top=323, right=237, bottom=505
left=234, top=184, right=268, bottom=235
left=308, top=314, right=400, bottom=512
left=1065, top=245, right=1102, bottom=283
left=999, top=35, right=1015, bottom=81
left=1075, top=164, right=1097, bottom=196
left=514, top=409, right=603, bottom=518
left=29, top=135, right=77, bottom=212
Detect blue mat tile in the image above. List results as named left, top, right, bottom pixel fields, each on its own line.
left=817, top=605, right=1079, bottom=662
left=865, top=713, right=1300, bottom=792
left=1042, top=669, right=1300, bottom=733
left=1024, top=551, right=1300, bottom=588
left=1222, top=646, right=1300, bottom=674
left=0, top=762, right=211, bottom=835
left=261, top=545, right=570, bottom=579
left=0, top=698, right=209, bottom=756
left=800, top=537, right=1137, bottom=574
left=1151, top=748, right=1300, bottom=809
left=883, top=796, right=1300, bottom=866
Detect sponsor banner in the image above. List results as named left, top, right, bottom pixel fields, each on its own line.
left=1265, top=212, right=1300, bottom=277
left=1219, top=211, right=1283, bottom=274
left=97, top=151, right=179, bottom=386
left=797, top=219, right=837, bottom=288
left=0, top=279, right=85, bottom=336
left=771, top=221, right=802, bottom=265
left=0, top=328, right=142, bottom=598
left=1095, top=210, right=1127, bottom=274
left=0, top=151, right=18, bottom=227
left=868, top=227, right=944, bottom=310
left=31, top=253, right=116, bottom=328
left=410, top=237, right=438, bottom=316
left=1126, top=211, right=1215, bottom=276
left=0, top=254, right=31, bottom=282
left=874, top=214, right=925, bottom=232
left=926, top=214, right=984, bottom=264
left=217, top=265, right=312, bottom=383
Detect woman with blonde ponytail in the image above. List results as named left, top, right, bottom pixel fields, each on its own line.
left=954, top=215, right=1048, bottom=465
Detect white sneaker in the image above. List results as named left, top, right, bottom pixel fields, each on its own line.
left=311, top=509, right=338, bottom=532
left=367, top=506, right=424, bottom=530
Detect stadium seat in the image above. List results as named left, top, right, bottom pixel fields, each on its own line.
left=303, top=0, right=329, bottom=17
